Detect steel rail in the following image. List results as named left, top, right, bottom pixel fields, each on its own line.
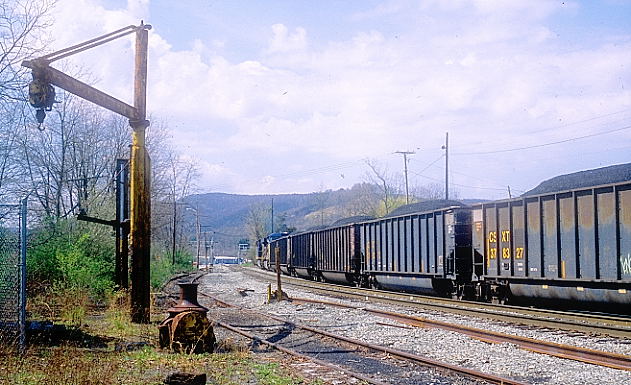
left=291, top=297, right=631, bottom=372
left=215, top=321, right=390, bottom=385
left=242, top=267, right=631, bottom=337
left=203, top=293, right=528, bottom=385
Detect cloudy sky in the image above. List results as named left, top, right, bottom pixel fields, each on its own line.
left=47, top=0, right=631, bottom=199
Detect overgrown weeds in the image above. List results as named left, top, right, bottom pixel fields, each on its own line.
left=26, top=218, right=196, bottom=326
left=254, top=362, right=306, bottom=385
left=28, top=219, right=115, bottom=301
left=28, top=286, right=92, bottom=326
left=150, top=251, right=195, bottom=290
left=0, top=344, right=309, bottom=384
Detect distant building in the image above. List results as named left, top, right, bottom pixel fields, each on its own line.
left=212, top=256, right=241, bottom=265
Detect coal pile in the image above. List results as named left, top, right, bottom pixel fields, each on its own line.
left=385, top=199, right=464, bottom=217
left=523, top=163, right=631, bottom=196
left=330, top=215, right=375, bottom=226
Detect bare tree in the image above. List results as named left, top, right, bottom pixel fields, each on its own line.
left=341, top=183, right=379, bottom=217
left=410, top=182, right=460, bottom=201
left=314, top=183, right=330, bottom=226
left=245, top=202, right=269, bottom=243
left=0, top=0, right=53, bottom=100
left=14, top=89, right=129, bottom=220
left=0, top=0, right=53, bottom=201
left=363, top=159, right=406, bottom=216
left=150, top=151, right=200, bottom=264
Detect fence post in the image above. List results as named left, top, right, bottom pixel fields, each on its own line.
left=19, top=198, right=27, bottom=352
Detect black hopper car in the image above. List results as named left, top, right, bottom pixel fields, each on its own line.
left=255, top=231, right=288, bottom=270
left=257, top=164, right=631, bottom=307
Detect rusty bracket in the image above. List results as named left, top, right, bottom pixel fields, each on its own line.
left=77, top=213, right=129, bottom=230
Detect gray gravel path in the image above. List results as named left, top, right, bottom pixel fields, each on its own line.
left=198, top=266, right=631, bottom=385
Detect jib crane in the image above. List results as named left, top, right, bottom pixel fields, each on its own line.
left=22, top=23, right=152, bottom=323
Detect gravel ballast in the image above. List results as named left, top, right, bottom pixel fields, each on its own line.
left=198, top=266, right=631, bottom=385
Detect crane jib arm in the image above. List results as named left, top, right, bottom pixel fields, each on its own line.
left=22, top=59, right=139, bottom=120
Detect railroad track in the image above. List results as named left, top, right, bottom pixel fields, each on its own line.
left=289, top=296, right=631, bottom=372
left=216, top=320, right=387, bottom=385
left=203, top=293, right=528, bottom=385
left=242, top=267, right=631, bottom=338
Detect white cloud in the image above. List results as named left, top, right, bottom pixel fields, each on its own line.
left=44, top=0, right=631, bottom=196
left=267, top=24, right=307, bottom=53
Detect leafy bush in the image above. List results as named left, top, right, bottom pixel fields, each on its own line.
left=150, top=250, right=194, bottom=290
left=28, top=219, right=115, bottom=300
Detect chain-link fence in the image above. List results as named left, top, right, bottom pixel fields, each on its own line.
left=0, top=199, right=27, bottom=350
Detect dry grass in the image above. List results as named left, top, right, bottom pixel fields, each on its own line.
left=1, top=290, right=311, bottom=385
left=0, top=344, right=308, bottom=385
left=84, top=290, right=156, bottom=342
left=0, top=346, right=119, bottom=385
left=27, top=286, right=92, bottom=326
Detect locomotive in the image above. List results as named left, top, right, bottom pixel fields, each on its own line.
left=256, top=166, right=631, bottom=306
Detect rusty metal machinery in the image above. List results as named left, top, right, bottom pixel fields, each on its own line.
left=22, top=23, right=153, bottom=324
left=159, top=283, right=215, bottom=354
left=27, top=76, right=56, bottom=124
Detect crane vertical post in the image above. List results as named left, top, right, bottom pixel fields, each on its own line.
left=115, top=159, right=130, bottom=289
left=130, top=24, right=151, bottom=324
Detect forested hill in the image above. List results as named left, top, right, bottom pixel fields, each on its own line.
left=182, top=186, right=375, bottom=256
left=183, top=184, right=379, bottom=242
left=181, top=183, right=484, bottom=256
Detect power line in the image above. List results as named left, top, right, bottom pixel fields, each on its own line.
left=424, top=162, right=527, bottom=193
left=408, top=169, right=509, bottom=192
left=454, top=124, right=631, bottom=156
left=271, top=152, right=394, bottom=179
left=459, top=108, right=631, bottom=148
left=411, top=154, right=444, bottom=174
left=525, top=109, right=631, bottom=136
left=272, top=160, right=361, bottom=178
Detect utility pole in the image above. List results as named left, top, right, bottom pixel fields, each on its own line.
left=195, top=206, right=201, bottom=268
left=442, top=132, right=449, bottom=200
left=271, top=198, right=274, bottom=233
left=209, top=234, right=215, bottom=270
left=203, top=231, right=209, bottom=270
left=23, top=23, right=153, bottom=323
left=171, top=200, right=177, bottom=265
left=395, top=150, right=415, bottom=204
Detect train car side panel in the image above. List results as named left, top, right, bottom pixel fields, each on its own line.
left=512, top=202, right=526, bottom=278
left=577, top=191, right=596, bottom=279
left=597, top=188, right=617, bottom=279
left=291, top=232, right=313, bottom=279
left=525, top=198, right=542, bottom=278
left=498, top=204, right=511, bottom=277
left=559, top=193, right=576, bottom=279
left=542, top=196, right=558, bottom=279
left=620, top=186, right=631, bottom=281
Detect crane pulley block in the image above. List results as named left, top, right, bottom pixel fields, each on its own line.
left=28, top=78, right=55, bottom=111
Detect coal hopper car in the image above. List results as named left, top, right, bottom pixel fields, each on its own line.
left=254, top=238, right=268, bottom=268
left=258, top=232, right=288, bottom=271
left=288, top=229, right=317, bottom=279
left=358, top=201, right=472, bottom=297
left=310, top=217, right=373, bottom=285
left=268, top=233, right=290, bottom=275
left=472, top=180, right=631, bottom=305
